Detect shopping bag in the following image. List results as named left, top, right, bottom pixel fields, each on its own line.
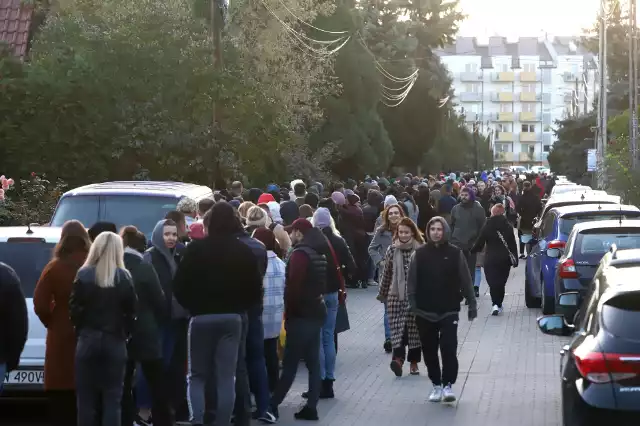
left=277, top=320, right=286, bottom=361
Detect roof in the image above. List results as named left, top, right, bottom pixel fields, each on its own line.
left=61, top=181, right=212, bottom=198
left=0, top=0, right=33, bottom=60
left=553, top=204, right=640, bottom=217
left=547, top=190, right=618, bottom=204
left=571, top=219, right=640, bottom=233
left=0, top=226, right=62, bottom=244
left=435, top=36, right=593, bottom=59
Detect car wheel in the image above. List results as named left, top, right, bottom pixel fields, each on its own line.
left=541, top=276, right=555, bottom=315
left=525, top=267, right=541, bottom=308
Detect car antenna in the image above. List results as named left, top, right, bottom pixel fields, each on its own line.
left=26, top=223, right=34, bottom=235
left=619, top=205, right=623, bottom=226
left=580, top=193, right=585, bottom=201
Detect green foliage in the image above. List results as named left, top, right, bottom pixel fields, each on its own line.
left=547, top=114, right=596, bottom=184
left=0, top=174, right=67, bottom=226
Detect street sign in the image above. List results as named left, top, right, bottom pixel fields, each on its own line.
left=587, top=149, right=597, bottom=172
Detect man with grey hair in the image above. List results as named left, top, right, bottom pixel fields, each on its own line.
left=176, top=197, right=197, bottom=227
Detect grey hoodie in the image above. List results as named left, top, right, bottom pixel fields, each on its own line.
left=407, top=216, right=477, bottom=322
left=450, top=200, right=486, bottom=250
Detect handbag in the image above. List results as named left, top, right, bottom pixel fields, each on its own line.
left=497, top=230, right=517, bottom=266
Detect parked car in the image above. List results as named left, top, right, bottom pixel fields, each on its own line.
left=550, top=184, right=591, bottom=196
left=50, top=181, right=213, bottom=238
left=550, top=220, right=640, bottom=321
left=536, top=254, right=640, bottom=425
left=525, top=204, right=640, bottom=314
left=0, top=226, right=60, bottom=398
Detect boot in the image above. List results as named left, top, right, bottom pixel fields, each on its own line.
left=319, top=379, right=334, bottom=399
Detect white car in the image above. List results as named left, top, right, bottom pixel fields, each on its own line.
left=0, top=226, right=61, bottom=397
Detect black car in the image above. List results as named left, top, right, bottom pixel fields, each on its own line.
left=537, top=251, right=640, bottom=426
left=549, top=220, right=640, bottom=320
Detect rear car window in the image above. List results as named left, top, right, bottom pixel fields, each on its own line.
left=0, top=241, right=55, bottom=296
left=52, top=195, right=179, bottom=237
left=560, top=213, right=640, bottom=235
left=575, top=230, right=640, bottom=262
left=601, top=292, right=640, bottom=339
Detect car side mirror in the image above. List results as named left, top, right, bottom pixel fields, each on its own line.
left=537, top=314, right=575, bottom=336
left=558, top=291, right=580, bottom=308
left=546, top=248, right=562, bottom=258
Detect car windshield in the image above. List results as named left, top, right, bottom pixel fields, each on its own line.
left=51, top=195, right=179, bottom=237
left=0, top=241, right=55, bottom=297
left=575, top=231, right=640, bottom=263
left=560, top=213, right=640, bottom=235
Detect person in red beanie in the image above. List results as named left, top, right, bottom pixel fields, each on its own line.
left=257, top=193, right=276, bottom=205
left=270, top=218, right=327, bottom=421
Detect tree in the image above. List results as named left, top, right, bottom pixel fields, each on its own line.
left=547, top=114, right=597, bottom=184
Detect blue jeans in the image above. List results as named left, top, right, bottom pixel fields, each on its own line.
left=474, top=267, right=482, bottom=289
left=320, top=292, right=339, bottom=380
left=0, top=362, right=6, bottom=394
left=383, top=303, right=391, bottom=340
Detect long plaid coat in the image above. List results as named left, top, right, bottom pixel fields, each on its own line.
left=378, top=246, right=421, bottom=350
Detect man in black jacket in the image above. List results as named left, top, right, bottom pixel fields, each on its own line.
left=407, top=217, right=477, bottom=405
left=270, top=218, right=327, bottom=421
left=0, top=262, right=28, bottom=393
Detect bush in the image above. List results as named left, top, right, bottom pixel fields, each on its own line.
left=0, top=173, right=67, bottom=226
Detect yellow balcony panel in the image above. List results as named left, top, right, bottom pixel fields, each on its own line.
left=498, top=72, right=515, bottom=81
left=497, top=112, right=514, bottom=121
left=497, top=131, right=514, bottom=141
left=520, top=92, right=537, bottom=102
left=520, top=132, right=537, bottom=142
left=498, top=92, right=514, bottom=102
left=519, top=152, right=535, bottom=162
left=494, top=151, right=515, bottom=162
left=519, top=112, right=539, bottom=121
left=520, top=72, right=538, bottom=82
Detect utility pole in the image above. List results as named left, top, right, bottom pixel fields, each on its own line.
left=630, top=0, right=638, bottom=169
left=211, top=0, right=224, bottom=187
left=597, top=0, right=608, bottom=189
left=474, top=113, right=480, bottom=171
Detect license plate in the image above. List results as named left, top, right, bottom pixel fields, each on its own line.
left=3, top=370, right=44, bottom=384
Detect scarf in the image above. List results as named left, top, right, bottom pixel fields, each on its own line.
left=391, top=238, right=421, bottom=301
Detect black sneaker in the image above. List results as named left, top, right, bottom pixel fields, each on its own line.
left=474, top=287, right=480, bottom=298
left=383, top=339, right=392, bottom=353
left=294, top=405, right=319, bottom=421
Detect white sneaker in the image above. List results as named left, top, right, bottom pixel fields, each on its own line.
left=368, top=279, right=378, bottom=286
left=491, top=304, right=500, bottom=316
left=428, top=385, right=443, bottom=402
left=442, top=384, right=456, bottom=403
left=498, top=306, right=504, bottom=315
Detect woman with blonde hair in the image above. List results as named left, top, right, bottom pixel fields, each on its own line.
left=238, top=201, right=255, bottom=224
left=377, top=217, right=424, bottom=376
left=34, top=219, right=91, bottom=426
left=69, top=232, right=136, bottom=426
left=246, top=204, right=292, bottom=252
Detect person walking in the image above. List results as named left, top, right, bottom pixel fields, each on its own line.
left=173, top=202, right=264, bottom=426
left=377, top=218, right=424, bottom=377
left=270, top=218, right=327, bottom=422
left=0, top=262, right=28, bottom=394
left=450, top=186, right=486, bottom=299
left=119, top=226, right=172, bottom=426
left=407, top=217, right=477, bottom=403
left=33, top=220, right=91, bottom=426
left=69, top=232, right=137, bottom=426
left=369, top=204, right=405, bottom=353
left=471, top=204, right=518, bottom=315
left=516, top=181, right=541, bottom=258
left=252, top=228, right=286, bottom=394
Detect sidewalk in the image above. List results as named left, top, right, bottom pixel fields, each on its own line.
left=273, top=265, right=569, bottom=426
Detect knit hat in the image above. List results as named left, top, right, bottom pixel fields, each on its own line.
left=266, top=183, right=280, bottom=193
left=228, top=199, right=241, bottom=209
left=290, top=218, right=313, bottom=233
left=279, top=200, right=299, bottom=225
left=331, top=191, right=346, bottom=206
left=267, top=201, right=283, bottom=224
left=257, top=193, right=276, bottom=204
left=312, top=207, right=332, bottom=229
left=384, top=195, right=398, bottom=208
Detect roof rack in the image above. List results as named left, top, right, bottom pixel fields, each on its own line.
left=610, top=243, right=618, bottom=259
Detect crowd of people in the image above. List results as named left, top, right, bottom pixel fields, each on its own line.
left=0, top=169, right=551, bottom=426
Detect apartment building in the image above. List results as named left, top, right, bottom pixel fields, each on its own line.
left=436, top=36, right=598, bottom=167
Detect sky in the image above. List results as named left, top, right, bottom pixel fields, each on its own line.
left=457, top=0, right=601, bottom=37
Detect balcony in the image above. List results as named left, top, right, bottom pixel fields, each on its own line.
left=496, top=132, right=514, bottom=141
left=563, top=72, right=578, bottom=82
left=494, top=151, right=515, bottom=162
left=495, top=112, right=514, bottom=121
left=460, top=72, right=482, bottom=82
left=518, top=152, right=536, bottom=162
left=519, top=112, right=540, bottom=122
left=459, top=92, right=482, bottom=102
left=520, top=72, right=539, bottom=82
left=520, top=132, right=539, bottom=142
left=519, top=92, right=539, bottom=102
left=491, top=92, right=514, bottom=102
left=463, top=112, right=482, bottom=122
left=492, top=72, right=515, bottom=82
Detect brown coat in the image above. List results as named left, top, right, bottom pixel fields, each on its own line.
left=33, top=251, right=87, bottom=390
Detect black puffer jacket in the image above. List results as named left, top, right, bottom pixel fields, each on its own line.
left=516, top=189, right=542, bottom=233
left=0, top=263, right=28, bottom=371
left=471, top=215, right=518, bottom=267
left=321, top=227, right=356, bottom=283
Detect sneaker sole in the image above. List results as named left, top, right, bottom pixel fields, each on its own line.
left=390, top=361, right=403, bottom=377
left=428, top=397, right=442, bottom=403
left=491, top=310, right=499, bottom=316
left=442, top=396, right=457, bottom=403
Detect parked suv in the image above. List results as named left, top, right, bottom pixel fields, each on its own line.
left=50, top=181, right=213, bottom=238
left=536, top=249, right=640, bottom=425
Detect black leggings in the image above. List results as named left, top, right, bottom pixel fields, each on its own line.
left=484, top=262, right=511, bottom=307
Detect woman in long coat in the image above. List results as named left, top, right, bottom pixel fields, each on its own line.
left=33, top=220, right=91, bottom=426
left=377, top=217, right=424, bottom=377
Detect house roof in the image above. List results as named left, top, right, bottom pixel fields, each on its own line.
left=0, top=0, right=33, bottom=60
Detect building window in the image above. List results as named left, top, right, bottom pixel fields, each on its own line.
left=465, top=63, right=478, bottom=72
left=543, top=145, right=551, bottom=152
left=496, top=63, right=509, bottom=72
left=522, top=103, right=536, bottom=113
left=496, top=123, right=512, bottom=132
left=521, top=83, right=535, bottom=92
left=465, top=83, right=481, bottom=93
left=521, top=124, right=535, bottom=132
left=523, top=63, right=536, bottom=72
left=496, top=143, right=511, bottom=152
left=500, top=103, right=513, bottom=112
